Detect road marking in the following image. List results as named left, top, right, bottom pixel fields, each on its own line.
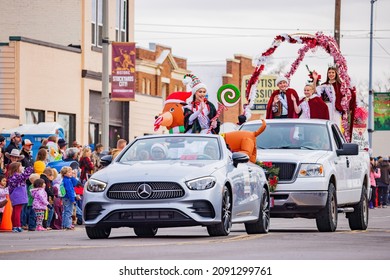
left=0, top=233, right=270, bottom=255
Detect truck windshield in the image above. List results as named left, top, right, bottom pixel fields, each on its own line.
left=240, top=123, right=331, bottom=151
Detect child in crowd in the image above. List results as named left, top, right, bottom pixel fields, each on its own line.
left=26, top=173, right=40, bottom=231
left=0, top=174, right=8, bottom=225
left=30, top=178, right=50, bottom=231
left=369, top=157, right=381, bottom=209
left=41, top=167, right=54, bottom=229
left=7, top=162, right=33, bottom=232
left=51, top=169, right=63, bottom=230
left=60, top=166, right=78, bottom=230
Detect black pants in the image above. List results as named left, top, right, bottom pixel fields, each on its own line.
left=378, top=186, right=388, bottom=206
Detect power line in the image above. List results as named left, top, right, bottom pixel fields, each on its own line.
left=135, top=30, right=390, bottom=40
left=135, top=23, right=390, bottom=32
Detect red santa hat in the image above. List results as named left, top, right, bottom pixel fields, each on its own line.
left=183, top=74, right=207, bottom=95
left=164, top=91, right=192, bottom=105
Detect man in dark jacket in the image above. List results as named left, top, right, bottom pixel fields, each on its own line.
left=4, top=131, right=24, bottom=165
left=20, top=139, right=35, bottom=168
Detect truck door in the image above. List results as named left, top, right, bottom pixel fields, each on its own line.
left=332, top=124, right=352, bottom=204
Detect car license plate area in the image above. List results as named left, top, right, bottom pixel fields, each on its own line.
left=120, top=211, right=175, bottom=220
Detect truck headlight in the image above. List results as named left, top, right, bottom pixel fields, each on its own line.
left=86, top=179, right=107, bottom=192
left=186, top=176, right=216, bottom=190
left=299, top=164, right=324, bottom=177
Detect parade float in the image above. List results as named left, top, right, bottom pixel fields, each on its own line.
left=244, top=32, right=368, bottom=144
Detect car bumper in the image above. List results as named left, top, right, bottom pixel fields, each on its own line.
left=270, top=191, right=328, bottom=218
left=83, top=192, right=222, bottom=228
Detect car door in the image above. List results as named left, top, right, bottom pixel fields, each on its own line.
left=230, top=159, right=259, bottom=221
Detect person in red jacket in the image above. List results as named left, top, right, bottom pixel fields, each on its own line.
left=266, top=76, right=300, bottom=119
left=291, top=84, right=330, bottom=120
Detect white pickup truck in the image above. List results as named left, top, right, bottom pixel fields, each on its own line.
left=240, top=119, right=370, bottom=232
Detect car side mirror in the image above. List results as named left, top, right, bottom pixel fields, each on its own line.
left=232, top=152, right=249, bottom=167
left=336, top=143, right=359, bottom=156
left=100, top=155, right=113, bottom=167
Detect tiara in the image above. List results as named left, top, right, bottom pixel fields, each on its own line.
left=327, top=64, right=338, bottom=70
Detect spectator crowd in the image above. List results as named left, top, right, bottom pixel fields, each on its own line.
left=0, top=132, right=126, bottom=232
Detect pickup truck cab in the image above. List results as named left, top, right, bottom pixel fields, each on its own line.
left=240, top=119, right=370, bottom=232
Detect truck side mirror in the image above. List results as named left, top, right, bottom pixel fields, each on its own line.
left=336, top=143, right=358, bottom=156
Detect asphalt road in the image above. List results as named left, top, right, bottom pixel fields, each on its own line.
left=1, top=207, right=389, bottom=260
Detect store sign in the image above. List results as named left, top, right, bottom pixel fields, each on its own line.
left=241, top=74, right=278, bottom=113
left=111, top=42, right=136, bottom=101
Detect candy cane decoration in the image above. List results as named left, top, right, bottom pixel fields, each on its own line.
left=207, top=84, right=241, bottom=134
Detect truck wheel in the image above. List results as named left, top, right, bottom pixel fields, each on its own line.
left=316, top=182, right=338, bottom=232
left=348, top=186, right=369, bottom=230
left=245, top=187, right=270, bottom=234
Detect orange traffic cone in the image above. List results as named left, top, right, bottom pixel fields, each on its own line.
left=0, top=194, right=13, bottom=231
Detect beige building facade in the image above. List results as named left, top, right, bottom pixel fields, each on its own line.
left=0, top=0, right=189, bottom=148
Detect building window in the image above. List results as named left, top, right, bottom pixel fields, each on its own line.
left=58, top=113, right=76, bottom=145
left=26, top=109, right=44, bottom=124
left=92, top=0, right=103, bottom=47
left=116, top=0, right=127, bottom=42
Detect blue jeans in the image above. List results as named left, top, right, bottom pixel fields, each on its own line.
left=45, top=205, right=54, bottom=228
left=27, top=206, right=36, bottom=230
left=22, top=205, right=36, bottom=230
left=62, top=198, right=74, bottom=229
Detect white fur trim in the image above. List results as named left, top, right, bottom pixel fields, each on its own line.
left=192, top=83, right=207, bottom=94
left=276, top=76, right=288, bottom=85
left=164, top=99, right=185, bottom=104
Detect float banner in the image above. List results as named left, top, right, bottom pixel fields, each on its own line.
left=111, top=42, right=136, bottom=101
left=241, top=75, right=278, bottom=114
left=374, top=92, right=390, bottom=131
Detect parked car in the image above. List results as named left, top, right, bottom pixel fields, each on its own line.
left=83, top=134, right=270, bottom=238
left=240, top=119, right=370, bottom=232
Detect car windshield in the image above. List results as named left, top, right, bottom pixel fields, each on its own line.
left=118, top=136, right=221, bottom=162
left=240, top=123, right=331, bottom=151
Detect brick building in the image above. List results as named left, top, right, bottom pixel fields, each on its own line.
left=0, top=0, right=189, bottom=147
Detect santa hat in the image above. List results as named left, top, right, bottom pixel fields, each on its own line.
left=164, top=91, right=192, bottom=105
left=275, top=75, right=289, bottom=86
left=183, top=74, right=207, bottom=95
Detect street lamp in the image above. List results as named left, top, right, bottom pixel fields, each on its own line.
left=368, top=0, right=377, bottom=150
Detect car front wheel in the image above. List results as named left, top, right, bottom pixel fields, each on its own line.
left=207, top=186, right=232, bottom=236
left=86, top=227, right=111, bottom=239
left=316, top=182, right=338, bottom=232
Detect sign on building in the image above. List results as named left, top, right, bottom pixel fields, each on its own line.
left=241, top=74, right=278, bottom=115
left=111, top=42, right=136, bottom=101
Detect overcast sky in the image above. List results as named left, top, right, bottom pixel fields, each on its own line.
left=134, top=0, right=390, bottom=98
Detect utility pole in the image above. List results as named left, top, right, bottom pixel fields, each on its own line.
left=368, top=0, right=377, bottom=149
left=334, top=0, right=341, bottom=48
left=102, top=0, right=110, bottom=150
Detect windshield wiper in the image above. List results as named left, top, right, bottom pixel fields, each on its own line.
left=300, top=145, right=315, bottom=150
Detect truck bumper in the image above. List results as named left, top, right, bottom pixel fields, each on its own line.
left=270, top=191, right=328, bottom=218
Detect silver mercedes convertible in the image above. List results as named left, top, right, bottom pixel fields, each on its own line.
left=83, top=134, right=270, bottom=238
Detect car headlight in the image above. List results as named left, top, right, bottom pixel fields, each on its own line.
left=299, top=164, right=324, bottom=177
left=186, top=176, right=216, bottom=190
left=86, top=178, right=107, bottom=192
